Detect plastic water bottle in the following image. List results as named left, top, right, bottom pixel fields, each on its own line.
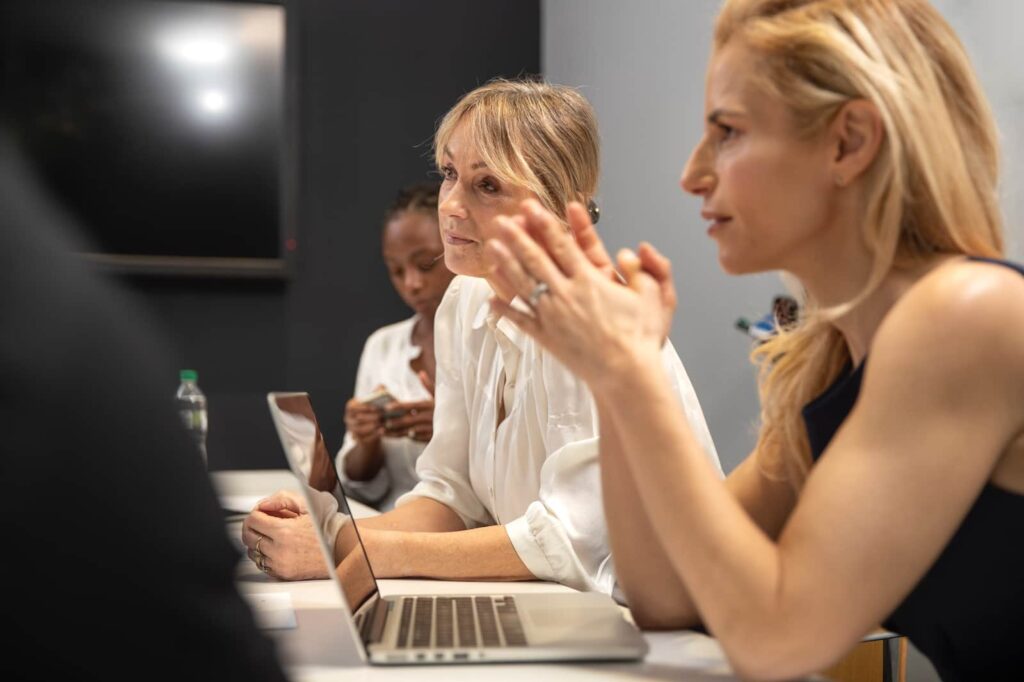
left=176, top=369, right=208, bottom=464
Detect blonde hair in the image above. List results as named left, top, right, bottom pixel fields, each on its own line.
left=434, top=78, right=600, bottom=220
left=714, top=0, right=1005, bottom=486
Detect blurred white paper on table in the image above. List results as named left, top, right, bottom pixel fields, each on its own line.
left=248, top=592, right=298, bottom=630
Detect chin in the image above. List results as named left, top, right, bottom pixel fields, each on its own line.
left=717, top=251, right=767, bottom=276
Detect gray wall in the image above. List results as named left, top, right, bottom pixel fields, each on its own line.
left=543, top=0, right=1023, bottom=476
left=544, top=0, right=779, bottom=473
left=543, top=2, right=1023, bottom=680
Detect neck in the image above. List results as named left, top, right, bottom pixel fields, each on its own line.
left=795, top=254, right=955, bottom=365
left=782, top=189, right=955, bottom=363
left=413, top=311, right=435, bottom=341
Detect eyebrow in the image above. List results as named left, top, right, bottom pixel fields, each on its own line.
left=707, top=108, right=744, bottom=124
left=441, top=146, right=489, bottom=171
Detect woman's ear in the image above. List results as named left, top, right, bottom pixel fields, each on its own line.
left=829, top=99, right=884, bottom=187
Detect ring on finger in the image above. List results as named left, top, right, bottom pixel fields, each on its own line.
left=527, top=281, right=550, bottom=308
left=255, top=534, right=265, bottom=555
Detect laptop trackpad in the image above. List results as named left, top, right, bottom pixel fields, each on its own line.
left=523, top=605, right=631, bottom=645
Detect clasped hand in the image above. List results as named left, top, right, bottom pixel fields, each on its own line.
left=484, top=199, right=677, bottom=389
left=241, top=490, right=331, bottom=581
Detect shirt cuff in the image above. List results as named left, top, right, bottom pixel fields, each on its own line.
left=505, top=503, right=598, bottom=593
left=322, top=510, right=350, bottom=559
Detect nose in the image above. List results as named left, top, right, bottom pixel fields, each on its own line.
left=680, top=140, right=715, bottom=197
left=438, top=181, right=468, bottom=220
left=403, top=268, right=424, bottom=293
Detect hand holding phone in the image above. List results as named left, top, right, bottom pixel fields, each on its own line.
left=358, top=387, right=410, bottom=420
left=345, top=387, right=392, bottom=445
left=381, top=398, right=435, bottom=442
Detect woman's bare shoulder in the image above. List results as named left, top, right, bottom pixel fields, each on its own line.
left=870, top=258, right=1024, bottom=403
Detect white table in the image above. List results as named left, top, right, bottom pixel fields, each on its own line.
left=212, top=470, right=778, bottom=681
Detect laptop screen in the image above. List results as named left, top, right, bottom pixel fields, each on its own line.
left=266, top=392, right=382, bottom=623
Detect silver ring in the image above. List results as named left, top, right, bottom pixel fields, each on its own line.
left=255, top=535, right=265, bottom=555
left=527, top=281, right=550, bottom=307
left=255, top=553, right=265, bottom=572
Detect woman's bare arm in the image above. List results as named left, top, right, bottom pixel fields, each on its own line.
left=596, top=394, right=796, bottom=629
left=485, top=206, right=1024, bottom=678
left=596, top=264, right=1024, bottom=678
left=362, top=525, right=533, bottom=580
left=333, top=497, right=533, bottom=580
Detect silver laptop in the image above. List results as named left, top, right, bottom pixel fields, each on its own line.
left=266, top=391, right=648, bottom=665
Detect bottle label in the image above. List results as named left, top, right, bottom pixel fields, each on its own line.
left=179, top=409, right=208, bottom=433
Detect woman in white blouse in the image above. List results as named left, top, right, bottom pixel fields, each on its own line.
left=335, top=182, right=455, bottom=510
left=246, top=79, right=721, bottom=593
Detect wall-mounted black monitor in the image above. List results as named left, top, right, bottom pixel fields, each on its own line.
left=2, top=0, right=290, bottom=278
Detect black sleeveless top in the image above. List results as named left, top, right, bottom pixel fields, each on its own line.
left=801, top=258, right=1024, bottom=682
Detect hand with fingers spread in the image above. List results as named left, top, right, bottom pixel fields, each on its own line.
left=381, top=398, right=435, bottom=442
left=485, top=199, right=677, bottom=388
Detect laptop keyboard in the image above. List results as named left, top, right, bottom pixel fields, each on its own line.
left=395, top=596, right=527, bottom=649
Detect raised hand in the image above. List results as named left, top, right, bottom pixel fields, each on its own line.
left=484, top=199, right=673, bottom=389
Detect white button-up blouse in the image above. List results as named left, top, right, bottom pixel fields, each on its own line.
left=395, top=276, right=722, bottom=595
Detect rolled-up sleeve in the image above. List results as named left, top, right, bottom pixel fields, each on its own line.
left=501, top=347, right=611, bottom=593
left=395, top=280, right=493, bottom=528
left=305, top=487, right=350, bottom=557
left=504, top=437, right=615, bottom=594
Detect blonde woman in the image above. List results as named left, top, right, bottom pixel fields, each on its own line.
left=244, top=79, right=721, bottom=592
left=485, top=1, right=1024, bottom=680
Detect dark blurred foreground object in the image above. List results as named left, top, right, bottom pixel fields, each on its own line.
left=0, top=134, right=288, bottom=680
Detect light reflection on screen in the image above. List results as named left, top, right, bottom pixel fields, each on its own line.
left=1, top=0, right=284, bottom=259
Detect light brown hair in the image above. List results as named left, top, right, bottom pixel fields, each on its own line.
left=714, top=0, right=1004, bottom=486
left=434, top=78, right=600, bottom=221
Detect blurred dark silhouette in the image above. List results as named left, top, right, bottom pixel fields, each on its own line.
left=0, top=132, right=289, bottom=680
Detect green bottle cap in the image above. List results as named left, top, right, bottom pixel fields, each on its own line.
left=179, top=369, right=198, bottom=381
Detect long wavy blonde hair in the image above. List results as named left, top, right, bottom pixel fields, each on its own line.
left=715, top=0, right=1005, bottom=487
left=433, top=78, right=600, bottom=221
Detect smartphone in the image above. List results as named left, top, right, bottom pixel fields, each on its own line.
left=357, top=388, right=409, bottom=421
left=358, top=387, right=396, bottom=410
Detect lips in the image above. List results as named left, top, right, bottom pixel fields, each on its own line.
left=444, top=231, right=476, bottom=246
left=701, top=209, right=732, bottom=235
